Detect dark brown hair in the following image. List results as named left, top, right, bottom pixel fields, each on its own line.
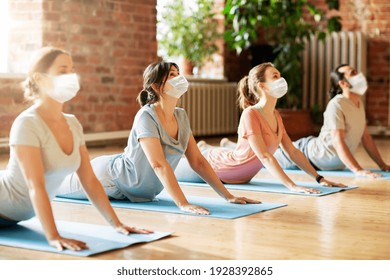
left=329, top=63, right=349, bottom=99
left=136, top=61, right=179, bottom=107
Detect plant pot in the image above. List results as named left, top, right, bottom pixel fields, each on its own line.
left=182, top=59, right=194, bottom=76
left=278, top=109, right=317, bottom=141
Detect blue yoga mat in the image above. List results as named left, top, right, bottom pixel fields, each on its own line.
left=55, top=191, right=286, bottom=219
left=179, top=178, right=358, bottom=197
left=260, top=168, right=389, bottom=179
left=0, top=218, right=171, bottom=257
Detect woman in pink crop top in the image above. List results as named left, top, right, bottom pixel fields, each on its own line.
left=175, top=63, right=344, bottom=193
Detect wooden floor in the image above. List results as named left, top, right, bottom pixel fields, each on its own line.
left=0, top=137, right=389, bottom=260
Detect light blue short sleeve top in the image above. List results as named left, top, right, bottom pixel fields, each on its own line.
left=109, top=104, right=191, bottom=202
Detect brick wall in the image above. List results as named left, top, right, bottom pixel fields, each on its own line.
left=1, top=0, right=388, bottom=143
left=346, top=0, right=388, bottom=127
left=0, top=77, right=26, bottom=138
left=0, top=0, right=158, bottom=140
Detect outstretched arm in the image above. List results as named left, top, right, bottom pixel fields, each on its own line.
left=361, top=126, right=390, bottom=172
left=332, top=129, right=383, bottom=178
left=14, top=145, right=88, bottom=251
left=184, top=135, right=259, bottom=204
left=280, top=134, right=344, bottom=188
left=76, top=145, right=152, bottom=234
left=249, top=134, right=320, bottom=194
left=139, top=137, right=210, bottom=215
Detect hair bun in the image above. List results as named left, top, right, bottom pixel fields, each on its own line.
left=137, top=89, right=149, bottom=106
left=21, top=76, right=39, bottom=100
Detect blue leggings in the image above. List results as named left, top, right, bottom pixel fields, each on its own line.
left=273, top=136, right=319, bottom=170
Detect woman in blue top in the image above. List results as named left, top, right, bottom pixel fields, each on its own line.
left=0, top=47, right=151, bottom=251
left=58, top=61, right=259, bottom=215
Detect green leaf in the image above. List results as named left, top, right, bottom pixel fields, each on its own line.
left=326, top=0, right=339, bottom=10
left=318, top=31, right=327, bottom=41
left=222, top=0, right=341, bottom=108
left=327, top=16, right=342, bottom=32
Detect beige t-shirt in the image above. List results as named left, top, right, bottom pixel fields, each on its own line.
left=307, top=95, right=366, bottom=170
left=0, top=106, right=85, bottom=221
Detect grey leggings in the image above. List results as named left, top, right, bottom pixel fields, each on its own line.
left=56, top=154, right=125, bottom=200
left=174, top=150, right=210, bottom=183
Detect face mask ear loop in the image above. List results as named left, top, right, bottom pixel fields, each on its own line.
left=341, top=77, right=352, bottom=89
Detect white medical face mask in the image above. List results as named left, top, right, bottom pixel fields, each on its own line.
left=267, top=77, right=288, bottom=98
left=47, top=73, right=80, bottom=103
left=348, top=72, right=368, bottom=96
left=165, top=75, right=189, bottom=98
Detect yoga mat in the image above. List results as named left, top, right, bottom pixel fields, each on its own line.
left=260, top=168, right=389, bottom=179
left=179, top=178, right=358, bottom=197
left=55, top=191, right=286, bottom=219
left=0, top=218, right=171, bottom=257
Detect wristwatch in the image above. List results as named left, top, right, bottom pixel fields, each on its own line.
left=315, top=174, right=324, bottom=183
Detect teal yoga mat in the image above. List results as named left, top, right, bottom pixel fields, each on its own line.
left=55, top=191, right=286, bottom=219
left=260, top=168, right=389, bottom=179
left=179, top=178, right=358, bottom=196
left=0, top=218, right=171, bottom=257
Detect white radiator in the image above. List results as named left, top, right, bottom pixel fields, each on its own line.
left=180, top=80, right=239, bottom=136
left=302, top=31, right=367, bottom=110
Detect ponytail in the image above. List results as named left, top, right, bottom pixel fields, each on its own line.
left=237, top=76, right=258, bottom=110
left=329, top=64, right=349, bottom=99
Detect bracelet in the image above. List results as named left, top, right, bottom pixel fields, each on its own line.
left=315, top=175, right=324, bottom=183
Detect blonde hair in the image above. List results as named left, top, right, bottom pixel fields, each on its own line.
left=237, top=62, right=275, bottom=110
left=22, top=46, right=69, bottom=100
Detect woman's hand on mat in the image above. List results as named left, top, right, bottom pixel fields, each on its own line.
left=115, top=224, right=154, bottom=235
left=320, top=178, right=347, bottom=188
left=49, top=236, right=89, bottom=251
left=290, top=185, right=321, bottom=194
left=227, top=196, right=261, bottom=204
left=380, top=164, right=390, bottom=172
left=355, top=169, right=383, bottom=178
left=180, top=204, right=210, bottom=215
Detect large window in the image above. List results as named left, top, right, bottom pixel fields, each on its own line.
left=0, top=0, right=10, bottom=73
left=156, top=0, right=224, bottom=79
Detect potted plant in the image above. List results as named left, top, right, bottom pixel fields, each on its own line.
left=157, top=0, right=221, bottom=75
left=223, top=0, right=342, bottom=139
